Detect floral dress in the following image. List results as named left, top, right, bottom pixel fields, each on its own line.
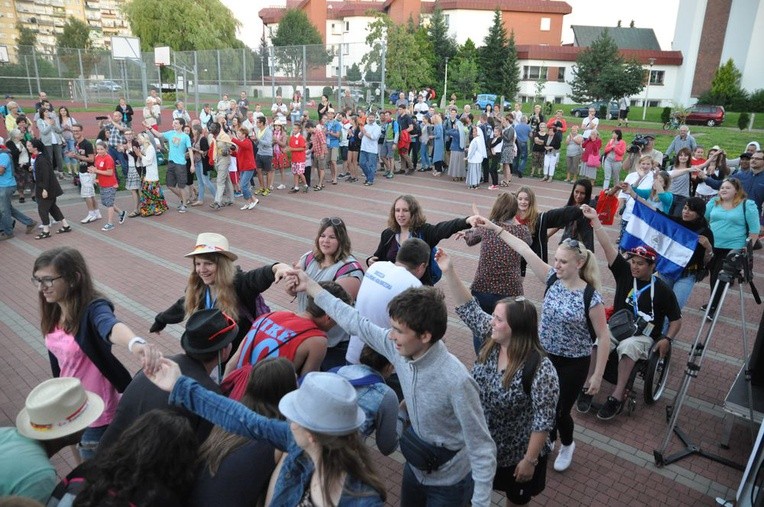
left=272, top=129, right=289, bottom=170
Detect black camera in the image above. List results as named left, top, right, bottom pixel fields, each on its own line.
left=627, top=135, right=649, bottom=154
left=722, top=244, right=753, bottom=283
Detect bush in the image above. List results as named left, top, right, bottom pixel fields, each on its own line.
left=749, top=89, right=764, bottom=113
left=322, top=86, right=333, bottom=99
left=738, top=112, right=750, bottom=130
left=161, top=92, right=177, bottom=103
left=598, top=104, right=607, bottom=119
left=661, top=107, right=672, bottom=124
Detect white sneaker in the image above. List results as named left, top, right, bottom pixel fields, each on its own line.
left=554, top=442, right=575, bottom=472
left=246, top=199, right=259, bottom=210
left=80, top=214, right=94, bottom=224
left=276, top=184, right=286, bottom=190
left=94, top=211, right=102, bottom=219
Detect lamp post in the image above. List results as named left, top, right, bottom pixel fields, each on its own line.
left=440, top=57, right=449, bottom=110
left=642, top=57, right=656, bottom=121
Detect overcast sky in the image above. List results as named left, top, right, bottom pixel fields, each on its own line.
left=226, top=0, right=680, bottom=50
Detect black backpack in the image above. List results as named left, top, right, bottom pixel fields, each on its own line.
left=521, top=349, right=541, bottom=396
left=544, top=273, right=596, bottom=341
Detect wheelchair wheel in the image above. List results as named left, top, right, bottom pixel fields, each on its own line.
left=643, top=346, right=671, bottom=405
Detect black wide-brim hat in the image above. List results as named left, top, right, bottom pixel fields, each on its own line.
left=181, top=309, right=239, bottom=354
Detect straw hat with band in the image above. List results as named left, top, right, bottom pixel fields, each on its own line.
left=185, top=232, right=238, bottom=261
left=279, top=372, right=365, bottom=436
left=16, top=377, right=104, bottom=440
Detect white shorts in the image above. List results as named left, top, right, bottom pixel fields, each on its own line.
left=611, top=334, right=653, bottom=362
left=79, top=172, right=96, bottom=198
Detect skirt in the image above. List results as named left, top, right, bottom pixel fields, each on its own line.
left=273, top=151, right=289, bottom=170
left=579, top=163, right=597, bottom=179
left=466, top=162, right=482, bottom=186
left=447, top=151, right=466, bottom=178
left=126, top=167, right=142, bottom=190
left=139, top=181, right=169, bottom=217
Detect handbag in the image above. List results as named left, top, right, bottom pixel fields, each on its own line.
left=608, top=308, right=648, bottom=343
left=595, top=190, right=619, bottom=226
left=586, top=153, right=601, bottom=168
left=399, top=426, right=459, bottom=473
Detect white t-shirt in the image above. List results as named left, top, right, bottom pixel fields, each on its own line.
left=345, top=262, right=421, bottom=364
left=414, top=102, right=429, bottom=122
left=582, top=116, right=599, bottom=132
left=619, top=171, right=654, bottom=222
left=271, top=102, right=288, bottom=120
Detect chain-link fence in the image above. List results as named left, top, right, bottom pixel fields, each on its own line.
left=1, top=44, right=387, bottom=113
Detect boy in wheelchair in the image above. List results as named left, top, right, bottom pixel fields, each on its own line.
left=580, top=205, right=682, bottom=420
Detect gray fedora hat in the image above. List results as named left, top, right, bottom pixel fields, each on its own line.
left=278, top=372, right=365, bottom=436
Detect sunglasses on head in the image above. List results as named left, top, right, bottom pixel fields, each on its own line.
left=562, top=238, right=582, bottom=251
left=321, top=217, right=344, bottom=227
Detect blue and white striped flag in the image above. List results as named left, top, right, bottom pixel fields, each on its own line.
left=620, top=201, right=699, bottom=280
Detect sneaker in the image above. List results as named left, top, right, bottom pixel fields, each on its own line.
left=81, top=214, right=95, bottom=224
left=597, top=396, right=623, bottom=421
left=554, top=442, right=575, bottom=472
left=276, top=184, right=286, bottom=190
left=364, top=181, right=374, bottom=186
left=0, top=232, right=14, bottom=241
left=488, top=185, right=499, bottom=190
left=240, top=203, right=251, bottom=210
left=178, top=205, right=188, bottom=213
left=337, top=172, right=347, bottom=178
left=25, top=221, right=38, bottom=234
left=576, top=390, right=594, bottom=413
left=385, top=172, right=394, bottom=179
left=210, top=202, right=222, bottom=210
left=234, top=192, right=243, bottom=198
left=246, top=199, right=259, bottom=210
left=101, top=223, right=115, bottom=231
left=261, top=188, right=271, bottom=196
left=289, top=187, right=300, bottom=194
left=301, top=185, right=309, bottom=193
left=94, top=211, right=102, bottom=219
left=118, top=210, right=127, bottom=224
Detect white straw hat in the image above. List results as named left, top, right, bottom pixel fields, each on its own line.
left=184, top=232, right=238, bottom=261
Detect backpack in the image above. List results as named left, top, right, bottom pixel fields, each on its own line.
left=544, top=273, right=596, bottom=341
left=329, top=366, right=385, bottom=387
left=521, top=349, right=541, bottom=396
left=304, top=252, right=364, bottom=280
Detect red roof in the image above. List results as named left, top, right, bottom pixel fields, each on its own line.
left=259, top=7, right=286, bottom=24
left=435, top=0, right=572, bottom=14
left=516, top=44, right=683, bottom=65
left=327, top=2, right=385, bottom=20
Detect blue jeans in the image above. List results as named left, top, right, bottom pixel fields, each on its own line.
left=400, top=463, right=473, bottom=507
left=240, top=170, right=255, bottom=199
left=0, top=186, right=35, bottom=235
left=420, top=141, right=431, bottom=168
left=359, top=151, right=378, bottom=183
left=660, top=273, right=696, bottom=334
left=79, top=424, right=109, bottom=461
left=516, top=141, right=528, bottom=175
left=108, top=146, right=128, bottom=180
left=197, top=164, right=216, bottom=202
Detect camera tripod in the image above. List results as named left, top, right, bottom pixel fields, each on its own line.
left=654, top=258, right=760, bottom=470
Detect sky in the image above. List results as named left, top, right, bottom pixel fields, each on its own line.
left=227, top=0, right=680, bottom=51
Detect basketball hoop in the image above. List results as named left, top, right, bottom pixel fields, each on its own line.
left=154, top=47, right=170, bottom=67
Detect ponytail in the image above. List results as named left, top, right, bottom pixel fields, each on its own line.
left=578, top=249, right=602, bottom=292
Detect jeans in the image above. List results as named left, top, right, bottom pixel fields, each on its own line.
left=401, top=463, right=473, bottom=507
left=516, top=141, right=528, bottom=175
left=359, top=151, right=378, bottom=183
left=660, top=273, right=696, bottom=333
left=196, top=163, right=216, bottom=202
left=108, top=146, right=128, bottom=180
left=420, top=141, right=431, bottom=169
left=239, top=170, right=255, bottom=199
left=79, top=424, right=109, bottom=461
left=44, top=144, right=64, bottom=174
left=0, top=186, right=35, bottom=234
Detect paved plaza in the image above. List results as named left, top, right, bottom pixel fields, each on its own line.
left=0, top=169, right=760, bottom=506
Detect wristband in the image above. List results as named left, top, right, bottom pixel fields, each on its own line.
left=128, top=336, right=147, bottom=352
left=662, top=335, right=673, bottom=343
left=523, top=455, right=539, bottom=466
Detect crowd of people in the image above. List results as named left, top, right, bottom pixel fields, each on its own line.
left=0, top=88, right=763, bottom=507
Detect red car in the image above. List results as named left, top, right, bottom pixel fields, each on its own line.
left=684, top=105, right=725, bottom=127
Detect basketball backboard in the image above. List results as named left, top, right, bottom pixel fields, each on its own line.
left=155, top=47, right=171, bottom=67
left=0, top=46, right=9, bottom=64
left=111, top=36, right=141, bottom=61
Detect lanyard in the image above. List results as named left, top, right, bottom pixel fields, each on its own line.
left=204, top=287, right=216, bottom=309
left=631, top=276, right=654, bottom=319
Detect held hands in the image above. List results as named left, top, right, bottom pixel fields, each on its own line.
left=272, top=262, right=292, bottom=283
left=283, top=268, right=310, bottom=296
left=433, top=247, right=453, bottom=273
left=132, top=342, right=162, bottom=376
left=145, top=357, right=182, bottom=392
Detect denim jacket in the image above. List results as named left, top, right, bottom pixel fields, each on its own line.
left=170, top=376, right=384, bottom=507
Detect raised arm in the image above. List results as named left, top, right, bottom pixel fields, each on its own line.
left=581, top=204, right=618, bottom=266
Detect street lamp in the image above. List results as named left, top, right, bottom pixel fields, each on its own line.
left=642, top=57, right=656, bottom=121
left=440, top=57, right=449, bottom=110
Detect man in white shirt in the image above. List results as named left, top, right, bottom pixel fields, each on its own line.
left=271, top=96, right=288, bottom=121
left=413, top=95, right=429, bottom=122
left=216, top=94, right=229, bottom=115
left=346, top=238, right=430, bottom=364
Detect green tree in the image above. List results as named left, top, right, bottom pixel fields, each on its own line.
left=413, top=25, right=435, bottom=85
left=533, top=65, right=547, bottom=103
left=124, top=0, right=243, bottom=51
left=709, top=58, right=748, bottom=109
left=479, top=10, right=508, bottom=95
left=569, top=29, right=644, bottom=102
left=16, top=22, right=37, bottom=55
left=504, top=31, right=520, bottom=100
left=56, top=17, right=92, bottom=50
left=428, top=7, right=457, bottom=88
left=346, top=63, right=362, bottom=82
left=270, top=9, right=330, bottom=78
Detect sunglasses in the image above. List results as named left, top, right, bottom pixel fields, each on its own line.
left=562, top=238, right=582, bottom=251
left=321, top=217, right=344, bottom=227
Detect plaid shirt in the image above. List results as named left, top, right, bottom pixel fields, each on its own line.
left=107, top=122, right=125, bottom=148
left=312, top=126, right=327, bottom=158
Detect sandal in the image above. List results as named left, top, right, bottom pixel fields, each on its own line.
left=56, top=225, right=72, bottom=234
left=499, top=181, right=509, bottom=187
left=128, top=211, right=141, bottom=218
left=35, top=231, right=51, bottom=240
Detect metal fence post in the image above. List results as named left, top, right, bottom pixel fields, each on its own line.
left=270, top=46, right=275, bottom=99
left=78, top=49, right=88, bottom=108
left=55, top=52, right=64, bottom=98
left=242, top=48, right=246, bottom=88
left=217, top=50, right=222, bottom=96
left=302, top=45, right=306, bottom=100
left=194, top=51, right=199, bottom=114
left=31, top=47, right=41, bottom=94
left=24, top=55, right=33, bottom=96
left=380, top=47, right=386, bottom=109
left=337, top=44, right=342, bottom=106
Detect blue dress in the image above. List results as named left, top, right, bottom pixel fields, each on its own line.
left=432, top=124, right=445, bottom=164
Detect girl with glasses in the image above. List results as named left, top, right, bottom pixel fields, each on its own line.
left=32, top=247, right=161, bottom=459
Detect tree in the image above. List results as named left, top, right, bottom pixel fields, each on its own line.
left=413, top=25, right=435, bottom=85
left=56, top=17, right=97, bottom=78
left=479, top=10, right=509, bottom=96
left=361, top=14, right=432, bottom=92
left=346, top=63, right=362, bottom=82
left=428, top=7, right=457, bottom=87
left=449, top=39, right=480, bottom=99
left=706, top=58, right=748, bottom=109
left=125, top=0, right=243, bottom=51
left=569, top=29, right=644, bottom=102
left=270, top=9, right=330, bottom=78
left=57, top=17, right=92, bottom=50
left=504, top=31, right=520, bottom=100
left=16, top=22, right=37, bottom=55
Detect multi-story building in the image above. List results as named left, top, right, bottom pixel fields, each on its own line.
left=0, top=0, right=132, bottom=60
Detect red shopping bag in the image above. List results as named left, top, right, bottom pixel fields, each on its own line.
left=595, top=190, right=619, bottom=225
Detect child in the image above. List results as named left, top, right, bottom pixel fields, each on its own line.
left=311, top=119, right=328, bottom=190
left=272, top=122, right=289, bottom=190
left=466, top=125, right=486, bottom=189
left=288, top=123, right=309, bottom=193
left=88, top=141, right=126, bottom=231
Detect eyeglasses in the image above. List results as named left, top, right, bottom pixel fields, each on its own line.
left=562, top=238, right=582, bottom=252
left=31, top=276, right=63, bottom=288
left=321, top=217, right=344, bottom=227
left=752, top=157, right=764, bottom=161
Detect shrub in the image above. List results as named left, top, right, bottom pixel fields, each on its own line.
left=322, top=86, right=333, bottom=99
left=738, top=112, right=750, bottom=130
left=661, top=107, right=672, bottom=124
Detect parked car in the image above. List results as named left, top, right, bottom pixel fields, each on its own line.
left=88, top=80, right=122, bottom=92
left=475, top=94, right=511, bottom=111
left=570, top=101, right=619, bottom=119
left=684, top=104, right=725, bottom=127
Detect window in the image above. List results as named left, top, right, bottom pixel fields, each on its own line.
left=345, top=21, right=349, bottom=32
left=649, top=70, right=665, bottom=86
left=334, top=66, right=340, bottom=77
left=540, top=17, right=551, bottom=31
left=557, top=66, right=566, bottom=82
left=343, top=43, right=349, bottom=56
left=554, top=96, right=563, bottom=104
left=522, top=66, right=548, bottom=80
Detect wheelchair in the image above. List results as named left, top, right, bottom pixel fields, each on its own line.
left=602, top=340, right=672, bottom=415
